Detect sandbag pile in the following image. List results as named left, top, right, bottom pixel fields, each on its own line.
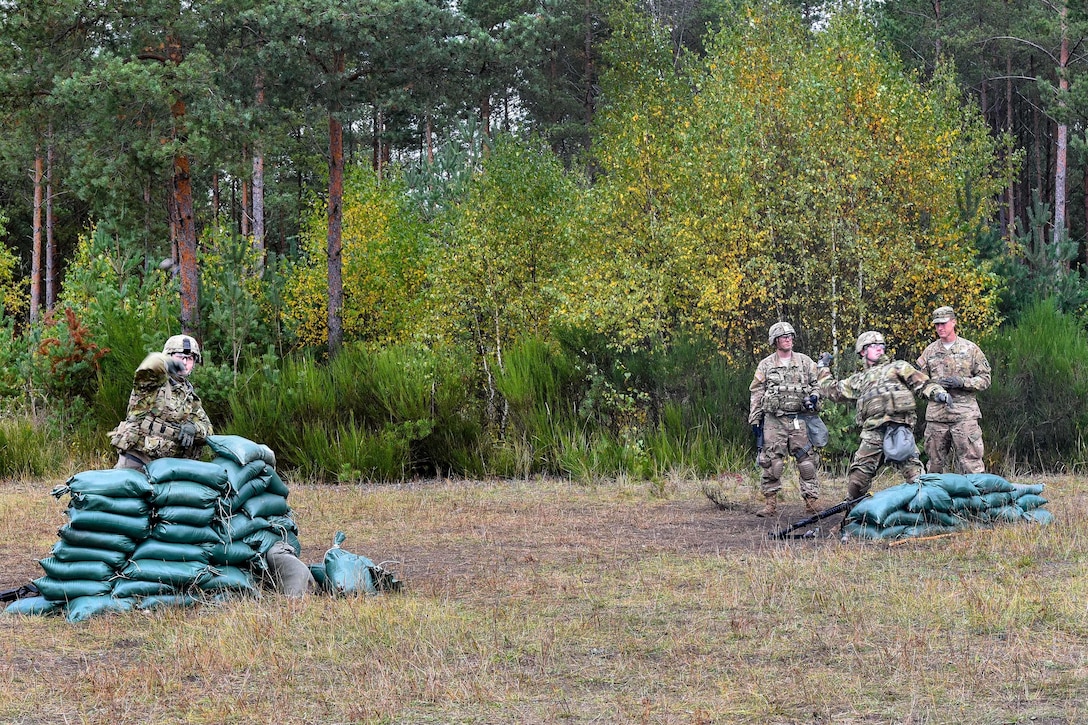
left=6, top=435, right=298, bottom=622
left=842, top=472, right=1052, bottom=541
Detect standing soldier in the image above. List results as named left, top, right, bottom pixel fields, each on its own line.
left=817, top=331, right=951, bottom=500
left=108, top=334, right=213, bottom=470
left=748, top=322, right=826, bottom=517
left=916, top=306, right=992, bottom=473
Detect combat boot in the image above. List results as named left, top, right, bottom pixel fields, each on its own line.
left=755, top=493, right=777, bottom=518
left=803, top=496, right=825, bottom=514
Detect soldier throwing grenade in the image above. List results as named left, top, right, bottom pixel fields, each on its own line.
left=748, top=322, right=827, bottom=517
left=109, top=335, right=213, bottom=470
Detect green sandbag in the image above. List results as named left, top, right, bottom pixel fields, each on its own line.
left=1012, top=483, right=1046, bottom=496
left=267, top=515, right=298, bottom=535
left=144, top=458, right=229, bottom=492
left=51, top=469, right=151, bottom=500
left=120, top=559, right=212, bottom=586
left=69, top=493, right=150, bottom=517
left=66, top=508, right=151, bottom=540
left=205, top=434, right=276, bottom=467
left=150, top=481, right=222, bottom=509
left=914, top=473, right=980, bottom=498
left=112, top=579, right=177, bottom=599
left=243, top=528, right=286, bottom=555
left=151, top=522, right=223, bottom=546
left=155, top=505, right=218, bottom=528
left=967, top=472, right=1016, bottom=494
left=950, top=495, right=986, bottom=513
left=241, top=492, right=290, bottom=519
left=846, top=483, right=919, bottom=525
left=1015, top=494, right=1048, bottom=511
left=228, top=475, right=271, bottom=513
left=38, top=557, right=115, bottom=582
left=207, top=541, right=258, bottom=566
left=198, top=566, right=259, bottom=594
left=1024, top=508, right=1054, bottom=524
left=987, top=505, right=1026, bottom=523
left=214, top=458, right=269, bottom=493
left=907, top=484, right=954, bottom=513
left=137, top=594, right=200, bottom=610
left=323, top=531, right=378, bottom=595
left=265, top=469, right=290, bottom=498
left=132, top=540, right=211, bottom=563
left=841, top=521, right=887, bottom=540
left=880, top=510, right=925, bottom=527
left=217, top=513, right=270, bottom=541
left=899, top=523, right=961, bottom=539
left=33, top=576, right=112, bottom=602
left=981, top=491, right=1015, bottom=509
left=4, top=595, right=59, bottom=616
left=922, top=510, right=965, bottom=528
left=57, top=525, right=137, bottom=553
left=66, top=595, right=134, bottom=623
left=50, top=541, right=129, bottom=568
left=309, top=564, right=329, bottom=591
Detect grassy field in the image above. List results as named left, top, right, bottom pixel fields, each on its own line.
left=1, top=470, right=1085, bottom=724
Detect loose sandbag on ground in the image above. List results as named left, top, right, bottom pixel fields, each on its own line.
left=323, top=532, right=379, bottom=595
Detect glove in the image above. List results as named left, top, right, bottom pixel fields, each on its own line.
left=802, top=394, right=819, bottom=411
left=166, top=356, right=187, bottom=377
left=816, top=352, right=832, bottom=368
left=938, top=376, right=964, bottom=389
left=934, top=392, right=951, bottom=405
left=178, top=422, right=197, bottom=449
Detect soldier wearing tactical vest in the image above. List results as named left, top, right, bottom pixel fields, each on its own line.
left=748, top=322, right=826, bottom=517
left=916, top=306, right=991, bottom=474
left=109, top=335, right=213, bottom=470
left=817, top=331, right=951, bottom=500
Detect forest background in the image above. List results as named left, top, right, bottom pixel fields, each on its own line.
left=0, top=0, right=1087, bottom=483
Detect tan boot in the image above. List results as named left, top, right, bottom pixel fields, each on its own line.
left=755, top=493, right=777, bottom=518
left=804, top=497, right=825, bottom=514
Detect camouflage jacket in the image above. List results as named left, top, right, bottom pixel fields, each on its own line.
left=748, top=352, right=820, bottom=425
left=107, top=353, right=213, bottom=460
left=818, top=355, right=946, bottom=432
left=916, top=337, right=991, bottom=423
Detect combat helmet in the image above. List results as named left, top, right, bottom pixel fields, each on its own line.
left=854, top=330, right=885, bottom=354
left=768, top=321, right=796, bottom=346
left=163, top=334, right=202, bottom=364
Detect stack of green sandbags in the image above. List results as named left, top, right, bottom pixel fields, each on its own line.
left=206, top=435, right=302, bottom=563
left=842, top=472, right=1052, bottom=541
left=10, top=469, right=156, bottom=619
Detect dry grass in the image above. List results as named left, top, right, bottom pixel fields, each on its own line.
left=1, top=471, right=1086, bottom=724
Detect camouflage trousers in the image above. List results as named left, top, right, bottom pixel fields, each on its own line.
left=847, top=427, right=924, bottom=499
left=923, top=419, right=985, bottom=474
left=758, top=414, right=820, bottom=499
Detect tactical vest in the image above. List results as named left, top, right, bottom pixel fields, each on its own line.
left=856, top=381, right=915, bottom=421
left=762, top=366, right=809, bottom=414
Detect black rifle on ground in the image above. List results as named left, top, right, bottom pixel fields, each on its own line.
left=0, top=582, right=39, bottom=603
left=768, top=494, right=871, bottom=540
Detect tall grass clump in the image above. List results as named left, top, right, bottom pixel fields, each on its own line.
left=0, top=415, right=64, bottom=477
left=981, top=299, right=1088, bottom=472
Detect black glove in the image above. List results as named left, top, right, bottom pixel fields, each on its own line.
left=938, top=376, right=964, bottom=389
left=802, top=394, right=819, bottom=411
left=816, top=352, right=832, bottom=368
left=178, top=422, right=197, bottom=449
left=166, top=356, right=186, bottom=377
left=934, top=392, right=951, bottom=405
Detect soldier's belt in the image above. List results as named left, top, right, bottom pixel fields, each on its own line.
left=139, top=417, right=180, bottom=437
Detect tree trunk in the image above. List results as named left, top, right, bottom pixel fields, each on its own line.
left=252, top=72, right=266, bottom=269
left=45, top=135, right=56, bottom=311
left=30, top=150, right=43, bottom=324
left=240, top=146, right=250, bottom=238
left=327, top=53, right=346, bottom=357
left=1052, top=2, right=1069, bottom=250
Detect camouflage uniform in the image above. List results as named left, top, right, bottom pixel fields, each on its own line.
left=749, top=352, right=823, bottom=504
left=916, top=337, right=991, bottom=474
left=108, top=352, right=213, bottom=469
left=818, top=355, right=946, bottom=499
